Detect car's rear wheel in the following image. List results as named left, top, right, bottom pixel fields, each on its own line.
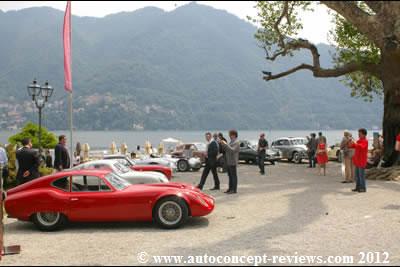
left=177, top=159, right=189, bottom=172
left=154, top=197, right=189, bottom=229
left=293, top=152, right=302, bottom=164
left=32, top=212, right=68, bottom=231
left=337, top=151, right=343, bottom=163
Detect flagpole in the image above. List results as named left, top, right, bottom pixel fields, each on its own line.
left=69, top=91, right=73, bottom=167
left=63, top=1, right=73, bottom=167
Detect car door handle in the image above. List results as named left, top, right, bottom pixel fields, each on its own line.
left=70, top=198, right=79, bottom=202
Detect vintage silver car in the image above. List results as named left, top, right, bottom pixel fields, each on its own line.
left=271, top=137, right=309, bottom=164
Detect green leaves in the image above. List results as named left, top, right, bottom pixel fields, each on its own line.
left=251, top=1, right=313, bottom=56
left=330, top=10, right=382, bottom=100
left=252, top=1, right=383, bottom=101
left=8, top=122, right=58, bottom=149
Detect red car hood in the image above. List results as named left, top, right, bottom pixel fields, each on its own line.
left=124, top=182, right=199, bottom=192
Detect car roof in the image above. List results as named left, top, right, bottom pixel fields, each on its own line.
left=79, top=159, right=119, bottom=165
left=58, top=169, right=111, bottom=176
left=6, top=169, right=113, bottom=195
left=104, top=154, right=127, bottom=158
left=275, top=137, right=307, bottom=140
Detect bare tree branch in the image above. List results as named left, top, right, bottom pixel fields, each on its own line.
left=323, top=1, right=384, bottom=47
left=263, top=38, right=381, bottom=81
left=263, top=61, right=380, bottom=81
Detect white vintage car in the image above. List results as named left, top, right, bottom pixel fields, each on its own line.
left=137, top=154, right=201, bottom=172
left=71, top=160, right=169, bottom=184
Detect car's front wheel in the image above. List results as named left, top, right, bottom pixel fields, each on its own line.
left=293, top=152, right=302, bottom=164
left=32, top=212, right=68, bottom=231
left=154, top=197, right=189, bottom=229
left=177, top=159, right=189, bottom=172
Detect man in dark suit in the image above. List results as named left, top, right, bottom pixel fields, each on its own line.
left=257, top=133, right=268, bottom=175
left=220, top=130, right=240, bottom=194
left=16, top=138, right=40, bottom=185
left=197, top=132, right=220, bottom=191
left=218, top=132, right=228, bottom=173
left=54, top=135, right=70, bottom=171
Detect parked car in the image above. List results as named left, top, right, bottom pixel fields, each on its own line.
left=71, top=160, right=169, bottom=184
left=137, top=154, right=201, bottom=173
left=171, top=143, right=207, bottom=163
left=134, top=156, right=178, bottom=172
left=271, top=137, right=309, bottom=164
left=239, top=140, right=282, bottom=165
left=103, top=155, right=173, bottom=179
left=327, top=145, right=342, bottom=163
left=5, top=169, right=215, bottom=231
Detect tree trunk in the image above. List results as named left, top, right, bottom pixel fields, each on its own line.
left=381, top=47, right=400, bottom=166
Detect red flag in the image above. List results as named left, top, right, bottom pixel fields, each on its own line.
left=63, top=1, right=72, bottom=92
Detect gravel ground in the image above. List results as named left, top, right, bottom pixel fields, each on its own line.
left=1, top=162, right=400, bottom=266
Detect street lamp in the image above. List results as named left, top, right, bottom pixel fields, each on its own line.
left=27, top=79, right=54, bottom=152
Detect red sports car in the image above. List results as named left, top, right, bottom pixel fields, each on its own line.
left=103, top=155, right=173, bottom=180
left=5, top=169, right=215, bottom=231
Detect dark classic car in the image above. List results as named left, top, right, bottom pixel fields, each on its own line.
left=239, top=140, right=282, bottom=165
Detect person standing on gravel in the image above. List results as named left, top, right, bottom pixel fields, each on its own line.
left=340, top=131, right=355, bottom=183
left=54, top=135, right=71, bottom=171
left=257, top=133, right=268, bottom=175
left=197, top=132, right=220, bottom=191
left=220, top=130, right=240, bottom=194
left=349, top=129, right=369, bottom=193
left=307, top=133, right=318, bottom=168
left=395, top=131, right=400, bottom=165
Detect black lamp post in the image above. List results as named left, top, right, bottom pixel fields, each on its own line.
left=27, top=79, right=54, bottom=152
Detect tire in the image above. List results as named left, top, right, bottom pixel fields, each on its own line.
left=244, top=159, right=250, bottom=164
left=177, top=159, right=189, bottom=172
left=32, top=212, right=68, bottom=231
left=153, top=196, right=189, bottom=229
left=337, top=151, right=343, bottom=163
left=293, top=152, right=302, bottom=164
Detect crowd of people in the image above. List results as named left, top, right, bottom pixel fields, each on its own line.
left=197, top=130, right=240, bottom=194
left=3, top=135, right=72, bottom=186
left=306, top=129, right=400, bottom=193
left=1, top=129, right=400, bottom=195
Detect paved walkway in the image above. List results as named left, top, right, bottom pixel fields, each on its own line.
left=2, top=162, right=399, bottom=265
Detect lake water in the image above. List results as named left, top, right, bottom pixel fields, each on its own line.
left=0, top=129, right=381, bottom=150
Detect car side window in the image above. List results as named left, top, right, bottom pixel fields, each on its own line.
left=72, top=175, right=111, bottom=192
left=116, top=159, right=130, bottom=167
left=52, top=177, right=70, bottom=192
left=282, top=140, right=290, bottom=146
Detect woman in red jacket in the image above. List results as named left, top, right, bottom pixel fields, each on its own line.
left=349, top=129, right=369, bottom=193
left=396, top=132, right=400, bottom=165
left=316, top=137, right=328, bottom=176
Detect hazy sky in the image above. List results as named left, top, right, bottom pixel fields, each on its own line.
left=0, top=1, right=333, bottom=44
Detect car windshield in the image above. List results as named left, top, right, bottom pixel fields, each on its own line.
left=113, top=162, right=131, bottom=174
left=195, top=143, right=207, bottom=151
left=105, top=173, right=130, bottom=190
left=291, top=139, right=307, bottom=145
left=114, top=158, right=133, bottom=167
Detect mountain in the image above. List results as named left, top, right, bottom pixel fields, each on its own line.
left=0, top=3, right=383, bottom=131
